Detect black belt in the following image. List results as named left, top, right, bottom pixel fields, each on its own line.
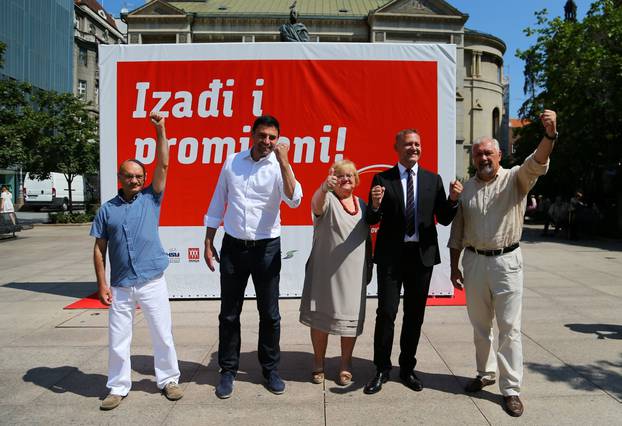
left=466, top=243, right=519, bottom=257
left=225, top=233, right=277, bottom=248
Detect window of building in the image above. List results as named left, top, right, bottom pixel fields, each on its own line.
left=492, top=108, right=500, bottom=139
left=78, top=80, right=87, bottom=98
left=79, top=47, right=88, bottom=66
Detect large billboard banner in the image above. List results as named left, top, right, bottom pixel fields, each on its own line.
left=99, top=42, right=456, bottom=298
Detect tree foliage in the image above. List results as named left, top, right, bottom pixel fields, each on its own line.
left=515, top=0, right=622, bottom=200
left=28, top=91, right=99, bottom=212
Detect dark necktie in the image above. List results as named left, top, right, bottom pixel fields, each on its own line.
left=405, top=169, right=416, bottom=236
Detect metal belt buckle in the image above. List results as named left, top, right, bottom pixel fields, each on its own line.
left=242, top=239, right=256, bottom=248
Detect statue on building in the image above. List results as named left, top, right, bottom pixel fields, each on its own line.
left=564, top=0, right=577, bottom=22
left=279, top=1, right=309, bottom=42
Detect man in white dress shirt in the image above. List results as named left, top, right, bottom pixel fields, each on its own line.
left=204, top=115, right=303, bottom=399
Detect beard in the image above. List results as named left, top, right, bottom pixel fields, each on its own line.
left=477, top=163, right=495, bottom=179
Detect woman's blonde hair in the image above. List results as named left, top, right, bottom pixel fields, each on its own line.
left=330, top=159, right=359, bottom=187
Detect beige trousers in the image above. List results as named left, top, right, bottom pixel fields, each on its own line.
left=462, top=247, right=523, bottom=396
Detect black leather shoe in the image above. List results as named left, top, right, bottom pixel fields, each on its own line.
left=399, top=370, right=423, bottom=392
left=363, top=370, right=390, bottom=394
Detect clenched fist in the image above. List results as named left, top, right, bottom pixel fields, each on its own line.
left=449, top=180, right=463, bottom=202
left=540, top=109, right=557, bottom=137
left=274, top=140, right=290, bottom=165
left=371, top=185, right=385, bottom=210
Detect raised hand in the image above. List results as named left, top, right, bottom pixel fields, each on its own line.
left=371, top=185, right=385, bottom=209
left=322, top=167, right=338, bottom=193
left=449, top=180, right=463, bottom=202
left=150, top=111, right=165, bottom=129
left=274, top=139, right=290, bottom=165
left=540, top=109, right=557, bottom=136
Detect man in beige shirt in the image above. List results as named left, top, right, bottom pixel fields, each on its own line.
left=448, top=110, right=557, bottom=417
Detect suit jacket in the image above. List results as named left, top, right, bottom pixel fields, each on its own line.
left=366, top=165, right=457, bottom=268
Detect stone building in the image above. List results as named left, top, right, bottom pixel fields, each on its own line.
left=74, top=0, right=125, bottom=114
left=123, top=0, right=506, bottom=178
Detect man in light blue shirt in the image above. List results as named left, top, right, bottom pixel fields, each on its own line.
left=91, top=112, right=183, bottom=410
left=204, top=115, right=302, bottom=399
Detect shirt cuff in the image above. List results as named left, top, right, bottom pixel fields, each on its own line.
left=282, top=182, right=303, bottom=208
left=204, top=215, right=222, bottom=228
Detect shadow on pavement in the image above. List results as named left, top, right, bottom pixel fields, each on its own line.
left=4, top=281, right=94, bottom=299
left=565, top=323, right=622, bottom=340
left=23, top=366, right=108, bottom=398
left=526, top=356, right=622, bottom=400
left=23, top=355, right=205, bottom=399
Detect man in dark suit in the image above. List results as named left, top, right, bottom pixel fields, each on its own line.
left=363, top=129, right=462, bottom=394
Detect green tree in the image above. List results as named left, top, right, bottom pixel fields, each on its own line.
left=0, top=41, right=43, bottom=206
left=28, top=90, right=99, bottom=212
left=515, top=0, right=622, bottom=201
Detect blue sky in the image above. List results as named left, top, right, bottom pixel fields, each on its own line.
left=100, top=0, right=595, bottom=117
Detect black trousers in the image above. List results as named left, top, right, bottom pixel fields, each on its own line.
left=218, top=234, right=281, bottom=376
left=373, top=242, right=433, bottom=373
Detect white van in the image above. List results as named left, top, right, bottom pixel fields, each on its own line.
left=23, top=172, right=85, bottom=211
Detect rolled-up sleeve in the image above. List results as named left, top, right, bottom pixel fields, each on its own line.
left=204, top=163, right=229, bottom=228
left=279, top=165, right=303, bottom=208
left=517, top=152, right=549, bottom=195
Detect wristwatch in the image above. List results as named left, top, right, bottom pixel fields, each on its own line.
left=544, top=131, right=558, bottom=141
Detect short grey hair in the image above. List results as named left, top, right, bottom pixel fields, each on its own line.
left=472, top=137, right=500, bottom=151
left=395, top=128, right=419, bottom=144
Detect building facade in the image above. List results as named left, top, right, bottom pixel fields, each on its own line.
left=74, top=0, right=125, bottom=114
left=0, top=0, right=74, bottom=204
left=123, top=0, right=506, bottom=178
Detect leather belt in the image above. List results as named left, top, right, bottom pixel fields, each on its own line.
left=225, top=233, right=277, bottom=249
left=466, top=242, right=519, bottom=257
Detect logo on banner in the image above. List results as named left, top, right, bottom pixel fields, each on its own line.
left=168, top=248, right=181, bottom=263
left=188, top=247, right=200, bottom=262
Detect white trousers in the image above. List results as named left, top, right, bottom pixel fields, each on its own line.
left=462, top=248, right=523, bottom=396
left=107, top=275, right=180, bottom=396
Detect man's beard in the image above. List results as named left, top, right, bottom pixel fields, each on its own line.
left=478, top=163, right=494, bottom=178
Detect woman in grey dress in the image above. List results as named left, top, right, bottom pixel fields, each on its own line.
left=299, top=160, right=370, bottom=386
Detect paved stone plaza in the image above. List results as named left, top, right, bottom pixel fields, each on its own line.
left=0, top=225, right=620, bottom=425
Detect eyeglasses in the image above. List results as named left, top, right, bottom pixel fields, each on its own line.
left=255, top=132, right=278, bottom=141
left=119, top=173, right=145, bottom=180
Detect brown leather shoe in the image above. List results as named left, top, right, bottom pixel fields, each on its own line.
left=464, top=376, right=496, bottom=393
left=503, top=395, right=524, bottom=417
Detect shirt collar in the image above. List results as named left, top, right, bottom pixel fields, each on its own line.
left=116, top=188, right=141, bottom=204
left=243, top=147, right=274, bottom=164
left=397, top=162, right=419, bottom=176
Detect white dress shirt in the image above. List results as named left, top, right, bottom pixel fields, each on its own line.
left=397, top=162, right=419, bottom=242
left=204, top=149, right=303, bottom=240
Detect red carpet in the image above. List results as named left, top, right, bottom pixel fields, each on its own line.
left=426, top=288, right=466, bottom=306
left=64, top=293, right=110, bottom=309
left=64, top=289, right=466, bottom=309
